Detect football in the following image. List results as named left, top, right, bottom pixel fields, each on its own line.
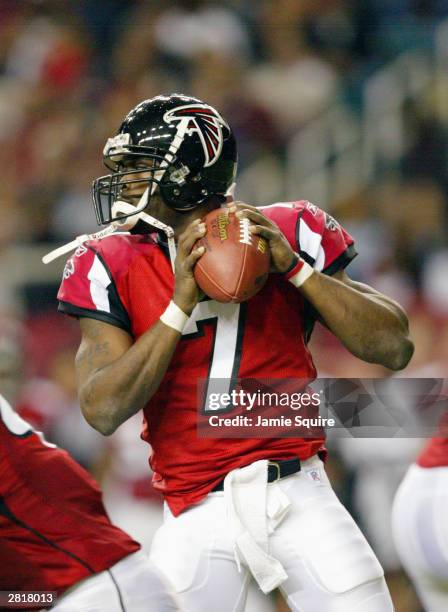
left=194, top=207, right=270, bottom=303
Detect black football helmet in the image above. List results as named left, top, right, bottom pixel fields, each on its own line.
left=92, top=93, right=237, bottom=226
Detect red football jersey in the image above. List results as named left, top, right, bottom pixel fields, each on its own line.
left=0, top=395, right=140, bottom=594
left=417, top=396, right=448, bottom=468
left=58, top=201, right=356, bottom=515
left=417, top=438, right=448, bottom=468
left=417, top=408, right=448, bottom=467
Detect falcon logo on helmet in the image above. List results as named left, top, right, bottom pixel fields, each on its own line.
left=163, top=104, right=229, bottom=167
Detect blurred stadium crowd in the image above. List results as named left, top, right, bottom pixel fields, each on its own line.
left=1, top=1, right=448, bottom=610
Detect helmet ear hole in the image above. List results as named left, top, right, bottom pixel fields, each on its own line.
left=159, top=179, right=208, bottom=212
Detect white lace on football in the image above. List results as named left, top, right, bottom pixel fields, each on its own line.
left=239, top=217, right=252, bottom=245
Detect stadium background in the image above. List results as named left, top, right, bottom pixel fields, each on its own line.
left=1, top=1, right=447, bottom=610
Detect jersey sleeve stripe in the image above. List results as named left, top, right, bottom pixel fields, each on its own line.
left=87, top=255, right=111, bottom=312
left=57, top=302, right=132, bottom=333
left=322, top=244, right=358, bottom=276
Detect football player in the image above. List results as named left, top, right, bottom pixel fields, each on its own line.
left=0, top=392, right=180, bottom=611
left=392, top=428, right=448, bottom=611
left=55, top=94, right=413, bottom=611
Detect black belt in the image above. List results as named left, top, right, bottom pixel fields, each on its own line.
left=211, top=458, right=301, bottom=492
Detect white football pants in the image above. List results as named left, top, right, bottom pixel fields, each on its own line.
left=52, top=550, right=181, bottom=611
left=150, top=456, right=393, bottom=612
left=392, top=464, right=448, bottom=612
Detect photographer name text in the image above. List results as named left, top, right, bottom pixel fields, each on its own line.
left=208, top=415, right=335, bottom=428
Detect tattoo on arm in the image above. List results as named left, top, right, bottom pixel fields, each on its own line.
left=76, top=341, right=112, bottom=372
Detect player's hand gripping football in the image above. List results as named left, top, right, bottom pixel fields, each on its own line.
left=173, top=219, right=206, bottom=315
left=228, top=202, right=296, bottom=274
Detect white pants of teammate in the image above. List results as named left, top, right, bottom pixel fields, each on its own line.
left=150, top=456, right=392, bottom=612
left=52, top=550, right=181, bottom=611
left=392, top=464, right=448, bottom=612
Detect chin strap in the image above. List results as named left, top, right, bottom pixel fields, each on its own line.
left=42, top=188, right=177, bottom=272
left=111, top=197, right=177, bottom=271
left=42, top=224, right=122, bottom=265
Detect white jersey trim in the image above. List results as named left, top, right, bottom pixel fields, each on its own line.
left=88, top=255, right=112, bottom=312
left=298, top=220, right=325, bottom=271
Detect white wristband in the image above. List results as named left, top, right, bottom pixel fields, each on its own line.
left=160, top=300, right=189, bottom=333
left=287, top=259, right=314, bottom=288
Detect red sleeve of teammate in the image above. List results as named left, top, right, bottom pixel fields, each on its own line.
left=57, top=243, right=131, bottom=332
left=262, top=200, right=357, bottom=275
left=0, top=395, right=140, bottom=594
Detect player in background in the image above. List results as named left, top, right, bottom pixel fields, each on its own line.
left=0, top=329, right=180, bottom=612
left=54, top=94, right=413, bottom=612
left=392, top=418, right=448, bottom=611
